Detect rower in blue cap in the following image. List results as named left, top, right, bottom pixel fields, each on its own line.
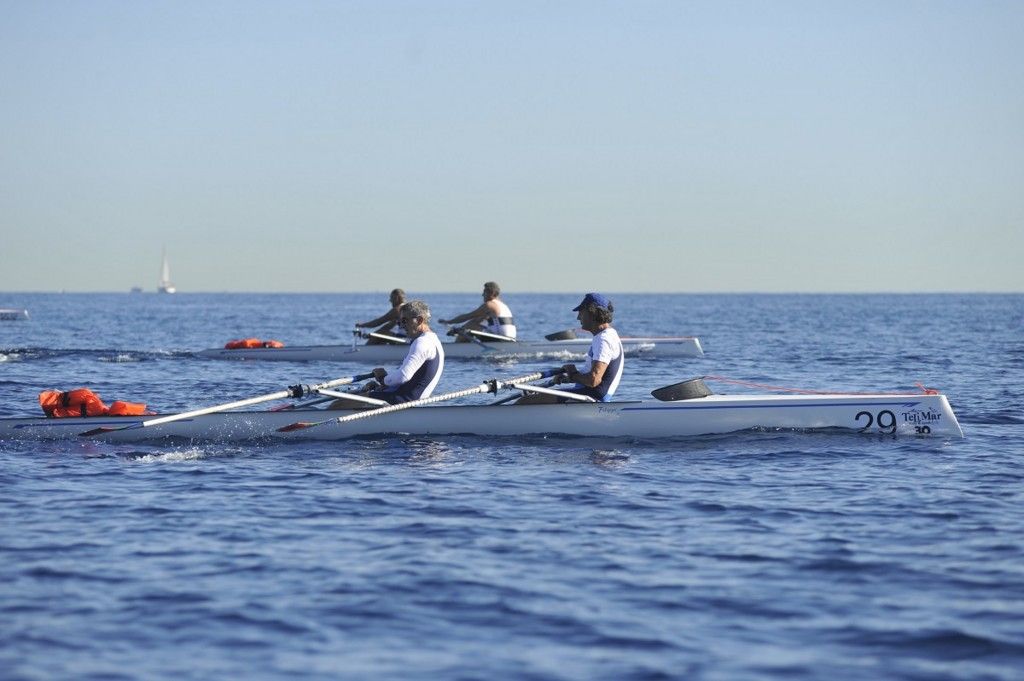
left=517, top=292, right=624, bottom=404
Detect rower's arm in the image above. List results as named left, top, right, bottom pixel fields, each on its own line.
left=440, top=302, right=489, bottom=325
left=357, top=309, right=398, bottom=328
left=568, top=360, right=608, bottom=388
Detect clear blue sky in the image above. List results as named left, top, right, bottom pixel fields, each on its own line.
left=1, top=1, right=1021, bottom=293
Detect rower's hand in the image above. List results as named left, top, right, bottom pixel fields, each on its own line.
left=372, top=367, right=387, bottom=382
left=558, top=364, right=577, bottom=384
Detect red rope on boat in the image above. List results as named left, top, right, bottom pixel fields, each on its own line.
left=701, top=375, right=943, bottom=396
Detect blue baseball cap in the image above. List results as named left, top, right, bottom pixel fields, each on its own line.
left=573, top=292, right=611, bottom=311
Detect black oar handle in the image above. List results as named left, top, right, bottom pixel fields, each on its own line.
left=288, top=373, right=373, bottom=399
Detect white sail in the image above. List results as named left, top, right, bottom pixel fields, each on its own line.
left=158, top=248, right=176, bottom=294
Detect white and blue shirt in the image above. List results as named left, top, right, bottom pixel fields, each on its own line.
left=382, top=331, right=445, bottom=400
left=578, top=327, right=623, bottom=400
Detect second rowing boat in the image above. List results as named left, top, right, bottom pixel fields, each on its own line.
left=196, top=335, right=704, bottom=363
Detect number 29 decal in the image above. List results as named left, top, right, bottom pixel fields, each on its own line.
left=855, top=410, right=897, bottom=434
left=855, top=409, right=933, bottom=434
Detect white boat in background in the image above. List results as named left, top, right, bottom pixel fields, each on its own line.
left=0, top=390, right=963, bottom=442
left=158, top=248, right=175, bottom=294
left=0, top=308, right=29, bottom=321
left=196, top=335, right=705, bottom=362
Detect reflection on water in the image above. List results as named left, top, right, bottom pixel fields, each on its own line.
left=588, top=449, right=631, bottom=468
left=404, top=437, right=460, bottom=467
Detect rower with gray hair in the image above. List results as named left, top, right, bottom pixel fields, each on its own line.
left=360, top=300, right=445, bottom=404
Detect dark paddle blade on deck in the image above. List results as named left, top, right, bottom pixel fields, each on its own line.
left=651, top=377, right=713, bottom=402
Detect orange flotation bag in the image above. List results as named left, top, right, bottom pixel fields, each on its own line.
left=106, top=400, right=150, bottom=416
left=39, top=388, right=153, bottom=418
left=225, top=338, right=284, bottom=349
left=40, top=388, right=106, bottom=417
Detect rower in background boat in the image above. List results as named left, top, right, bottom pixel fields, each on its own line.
left=354, top=288, right=406, bottom=344
left=439, top=281, right=517, bottom=341
left=351, top=300, right=445, bottom=405
left=517, top=292, right=624, bottom=404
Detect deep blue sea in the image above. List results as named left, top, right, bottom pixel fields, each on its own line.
left=1, top=292, right=1022, bottom=680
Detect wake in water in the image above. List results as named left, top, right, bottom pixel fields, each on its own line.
left=119, top=446, right=248, bottom=463
left=0, top=347, right=192, bottom=363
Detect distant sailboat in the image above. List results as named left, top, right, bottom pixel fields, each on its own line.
left=158, top=249, right=176, bottom=294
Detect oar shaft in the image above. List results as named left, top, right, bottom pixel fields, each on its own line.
left=467, top=329, right=516, bottom=342
left=138, top=390, right=292, bottom=427
left=448, top=326, right=494, bottom=352
left=138, top=373, right=372, bottom=429
left=366, top=331, right=409, bottom=344
left=333, top=370, right=549, bottom=424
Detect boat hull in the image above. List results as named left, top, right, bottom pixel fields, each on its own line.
left=0, top=393, right=963, bottom=442
left=0, top=308, right=29, bottom=321
left=196, top=337, right=704, bottom=362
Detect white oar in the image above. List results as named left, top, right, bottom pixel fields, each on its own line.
left=366, top=331, right=409, bottom=345
left=79, top=372, right=374, bottom=437
left=353, top=329, right=410, bottom=345
left=466, top=329, right=517, bottom=343
left=447, top=326, right=498, bottom=354
left=277, top=367, right=566, bottom=432
left=488, top=374, right=565, bottom=405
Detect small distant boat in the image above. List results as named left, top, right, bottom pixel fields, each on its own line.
left=0, top=308, right=29, bottom=321
left=158, top=248, right=176, bottom=294
left=130, top=286, right=143, bottom=294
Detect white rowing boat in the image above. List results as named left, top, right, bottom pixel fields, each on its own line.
left=0, top=391, right=962, bottom=442
left=196, top=336, right=704, bottom=362
left=0, top=308, right=29, bottom=321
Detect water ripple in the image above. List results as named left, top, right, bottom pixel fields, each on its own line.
left=1, top=292, right=1023, bottom=680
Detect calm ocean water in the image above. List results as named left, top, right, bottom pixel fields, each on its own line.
left=1, top=292, right=1022, bottom=680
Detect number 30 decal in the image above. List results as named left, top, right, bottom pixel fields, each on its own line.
left=855, top=410, right=897, bottom=434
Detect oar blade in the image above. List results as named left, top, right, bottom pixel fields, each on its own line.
left=545, top=329, right=577, bottom=341
left=651, top=377, right=712, bottom=402
left=78, top=422, right=145, bottom=437
left=277, top=421, right=318, bottom=433
left=79, top=426, right=119, bottom=437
